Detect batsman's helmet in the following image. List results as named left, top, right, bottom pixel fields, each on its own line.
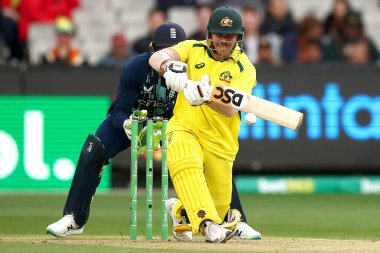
left=151, top=22, right=186, bottom=51
left=207, top=7, right=244, bottom=35
left=206, top=7, right=244, bottom=61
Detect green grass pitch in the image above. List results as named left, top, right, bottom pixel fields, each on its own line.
left=0, top=192, right=379, bottom=252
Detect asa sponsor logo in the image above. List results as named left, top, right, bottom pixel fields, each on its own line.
left=219, top=71, right=232, bottom=83
left=195, top=63, right=205, bottom=69
left=212, top=85, right=248, bottom=108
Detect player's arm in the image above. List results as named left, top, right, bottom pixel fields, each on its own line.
left=149, top=48, right=180, bottom=75
left=149, top=48, right=188, bottom=92
left=184, top=75, right=239, bottom=117
left=208, top=101, right=238, bottom=117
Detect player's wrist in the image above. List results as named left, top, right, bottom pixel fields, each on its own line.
left=160, top=60, right=171, bottom=73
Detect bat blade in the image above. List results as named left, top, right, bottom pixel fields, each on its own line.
left=210, top=84, right=303, bottom=130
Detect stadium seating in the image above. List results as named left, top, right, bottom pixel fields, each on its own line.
left=28, top=23, right=56, bottom=65
left=27, top=0, right=380, bottom=65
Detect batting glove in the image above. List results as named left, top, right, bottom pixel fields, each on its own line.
left=163, top=61, right=188, bottom=92
left=184, top=75, right=211, bottom=106
left=123, top=110, right=148, bottom=140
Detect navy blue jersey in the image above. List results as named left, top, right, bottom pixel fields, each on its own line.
left=107, top=52, right=177, bottom=129
left=95, top=52, right=176, bottom=162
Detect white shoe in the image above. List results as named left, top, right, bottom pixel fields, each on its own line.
left=203, top=220, right=234, bottom=243
left=233, top=221, right=261, bottom=240
left=47, top=214, right=84, bottom=238
left=165, top=198, right=192, bottom=241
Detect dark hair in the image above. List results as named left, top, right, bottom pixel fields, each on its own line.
left=195, top=3, right=214, bottom=11
left=344, top=11, right=363, bottom=29
left=149, top=7, right=168, bottom=20
left=242, top=5, right=258, bottom=14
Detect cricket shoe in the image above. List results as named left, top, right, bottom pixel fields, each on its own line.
left=202, top=220, right=234, bottom=243
left=233, top=221, right=262, bottom=240
left=165, top=198, right=192, bottom=241
left=47, top=214, right=84, bottom=238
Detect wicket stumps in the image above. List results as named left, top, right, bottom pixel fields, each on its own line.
left=130, top=117, right=169, bottom=241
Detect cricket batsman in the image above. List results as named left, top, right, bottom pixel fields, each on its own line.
left=150, top=7, right=260, bottom=243
left=46, top=21, right=259, bottom=241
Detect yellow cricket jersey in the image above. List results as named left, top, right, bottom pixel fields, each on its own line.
left=167, top=40, right=257, bottom=160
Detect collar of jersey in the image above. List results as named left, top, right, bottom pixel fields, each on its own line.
left=200, top=40, right=242, bottom=62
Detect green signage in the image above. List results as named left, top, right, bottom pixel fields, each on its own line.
left=0, top=96, right=111, bottom=191
left=236, top=176, right=380, bottom=194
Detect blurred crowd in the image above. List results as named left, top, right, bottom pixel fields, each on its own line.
left=0, top=0, right=379, bottom=68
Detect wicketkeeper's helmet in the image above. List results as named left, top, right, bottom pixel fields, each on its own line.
left=151, top=22, right=186, bottom=51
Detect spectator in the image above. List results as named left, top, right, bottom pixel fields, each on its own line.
left=132, top=7, right=167, bottom=54
left=1, top=0, right=23, bottom=61
left=214, top=0, right=265, bottom=13
left=44, top=16, right=84, bottom=67
left=344, top=38, right=371, bottom=64
left=18, top=0, right=79, bottom=56
left=187, top=3, right=213, bottom=40
left=257, top=35, right=282, bottom=66
left=297, top=15, right=340, bottom=64
left=100, top=32, right=131, bottom=68
left=341, top=11, right=380, bottom=62
left=242, top=6, right=262, bottom=63
left=155, top=0, right=196, bottom=12
left=260, top=0, right=297, bottom=63
left=323, top=0, right=351, bottom=39
left=299, top=40, right=323, bottom=64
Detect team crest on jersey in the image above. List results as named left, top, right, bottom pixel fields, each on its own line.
left=195, top=63, right=205, bottom=69
left=219, top=71, right=232, bottom=83
left=220, top=17, right=233, bottom=27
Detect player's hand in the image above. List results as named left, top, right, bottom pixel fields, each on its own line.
left=221, top=209, right=241, bottom=231
left=163, top=61, right=188, bottom=92
left=137, top=121, right=163, bottom=154
left=123, top=119, right=132, bottom=140
left=184, top=75, right=211, bottom=106
left=123, top=110, right=148, bottom=140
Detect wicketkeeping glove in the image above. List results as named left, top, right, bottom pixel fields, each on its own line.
left=137, top=121, right=163, bottom=155
left=163, top=60, right=188, bottom=92
left=123, top=110, right=148, bottom=140
left=221, top=209, right=241, bottom=231
left=184, top=75, right=211, bottom=106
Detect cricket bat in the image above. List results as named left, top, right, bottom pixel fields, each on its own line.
left=210, top=84, right=303, bottom=130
